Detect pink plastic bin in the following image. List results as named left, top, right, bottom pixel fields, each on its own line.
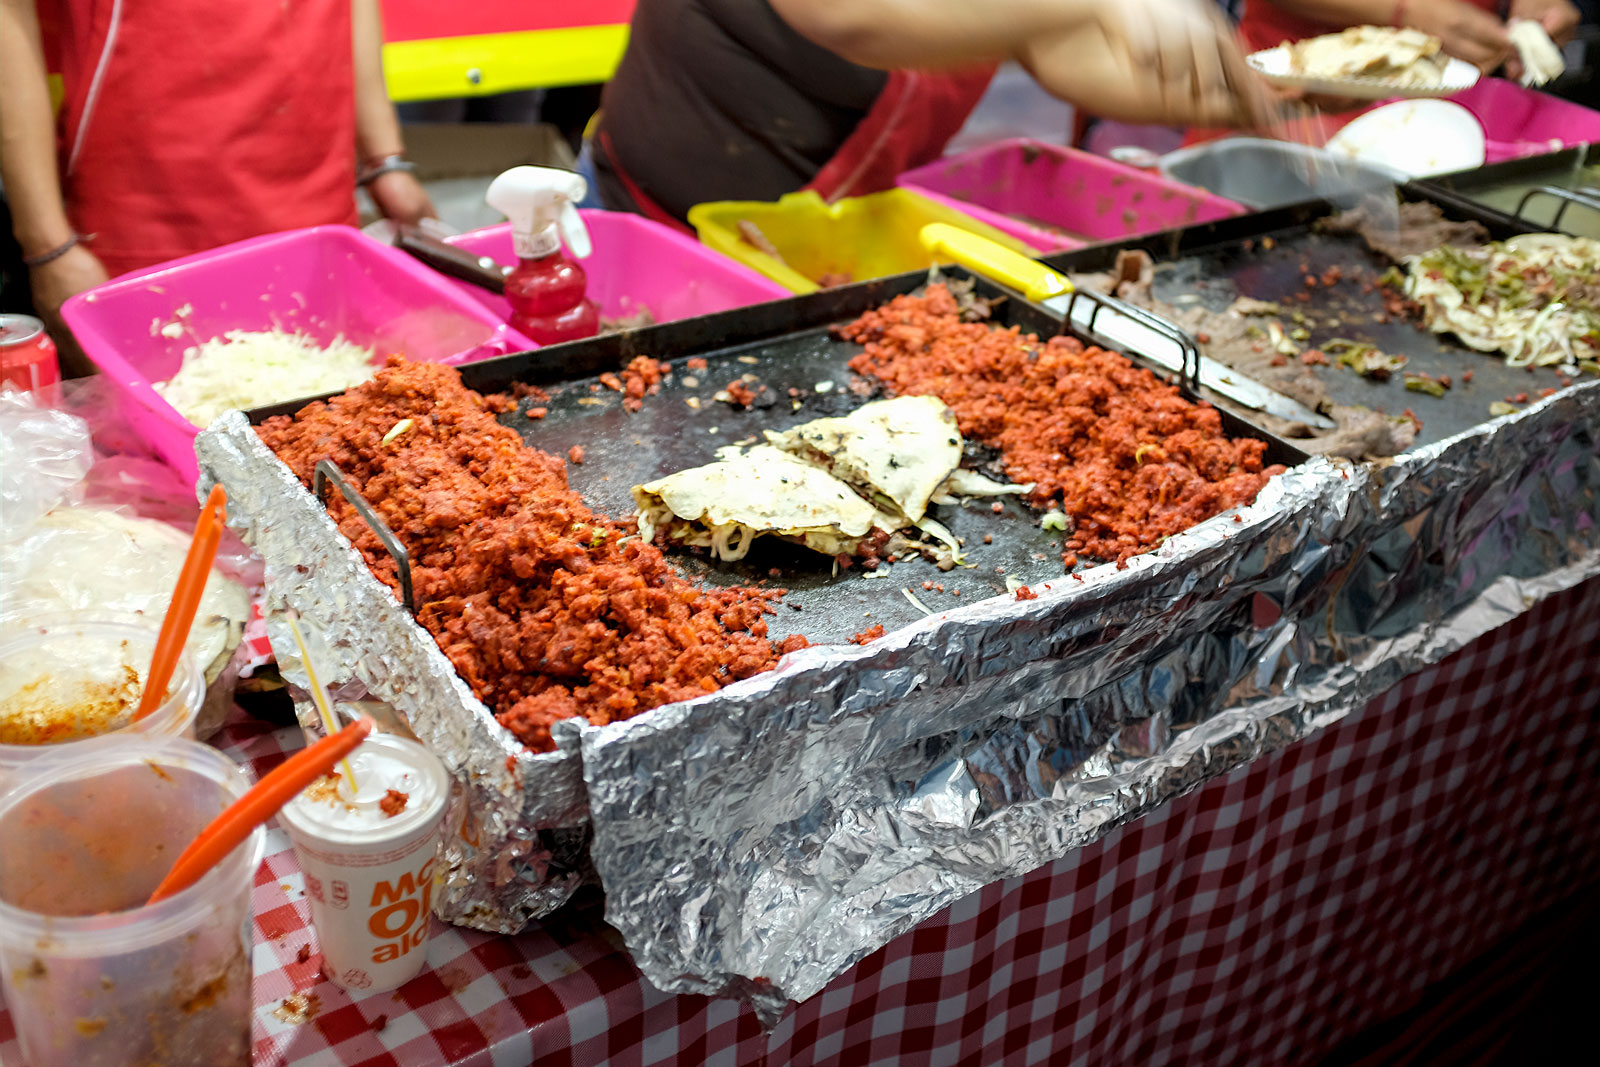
left=1307, top=82, right=1600, bottom=161
left=897, top=139, right=1246, bottom=253
left=1426, top=81, right=1600, bottom=163
left=63, top=225, right=535, bottom=482
left=443, top=210, right=789, bottom=325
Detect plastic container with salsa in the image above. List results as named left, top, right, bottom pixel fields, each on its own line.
left=0, top=616, right=202, bottom=781
left=0, top=736, right=263, bottom=1066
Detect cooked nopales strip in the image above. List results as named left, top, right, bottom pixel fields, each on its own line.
left=1402, top=233, right=1600, bottom=368
left=634, top=446, right=899, bottom=562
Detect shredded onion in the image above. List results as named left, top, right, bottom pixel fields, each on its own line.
left=155, top=329, right=377, bottom=427
left=1404, top=235, right=1600, bottom=369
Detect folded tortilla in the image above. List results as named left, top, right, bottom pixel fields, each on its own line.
left=764, top=395, right=961, bottom=524
left=634, top=446, right=895, bottom=561
left=1289, top=26, right=1446, bottom=87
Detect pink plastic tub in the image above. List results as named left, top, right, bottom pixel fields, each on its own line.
left=897, top=139, right=1245, bottom=254
left=1300, top=82, right=1600, bottom=162
left=63, top=225, right=535, bottom=482
left=1420, top=81, right=1600, bottom=163
left=443, top=210, right=789, bottom=325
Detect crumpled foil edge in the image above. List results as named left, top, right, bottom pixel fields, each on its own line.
left=575, top=380, right=1600, bottom=1024
left=196, top=413, right=589, bottom=930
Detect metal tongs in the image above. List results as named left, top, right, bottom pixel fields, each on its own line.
left=919, top=224, right=1337, bottom=429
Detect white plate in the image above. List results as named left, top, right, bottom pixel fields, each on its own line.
left=1326, top=100, right=1487, bottom=177
left=1246, top=45, right=1481, bottom=100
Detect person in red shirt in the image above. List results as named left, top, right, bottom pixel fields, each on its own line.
left=1238, top=0, right=1581, bottom=74
left=0, top=0, right=435, bottom=373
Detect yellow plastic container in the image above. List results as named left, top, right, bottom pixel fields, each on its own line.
left=687, top=189, right=1039, bottom=295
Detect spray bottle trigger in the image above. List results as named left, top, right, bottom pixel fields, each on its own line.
left=558, top=201, right=591, bottom=259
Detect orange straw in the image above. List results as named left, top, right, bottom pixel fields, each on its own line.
left=134, top=484, right=228, bottom=721
left=146, top=716, right=375, bottom=905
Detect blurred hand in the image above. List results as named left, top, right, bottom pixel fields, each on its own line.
left=1408, top=0, right=1515, bottom=70
left=1275, top=86, right=1368, bottom=115
left=28, top=243, right=108, bottom=332
left=368, top=169, right=437, bottom=227
left=1510, top=0, right=1581, bottom=45
left=1022, top=3, right=1271, bottom=128
left=1097, top=0, right=1273, bottom=125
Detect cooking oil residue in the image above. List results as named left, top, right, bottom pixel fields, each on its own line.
left=0, top=666, right=143, bottom=746
left=272, top=991, right=321, bottom=1025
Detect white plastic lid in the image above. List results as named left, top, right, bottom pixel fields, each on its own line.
left=280, top=732, right=449, bottom=846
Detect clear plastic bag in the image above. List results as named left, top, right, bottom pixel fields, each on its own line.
left=0, top=388, right=93, bottom=543
left=0, top=383, right=261, bottom=738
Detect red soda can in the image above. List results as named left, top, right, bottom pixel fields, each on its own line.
left=0, top=314, right=61, bottom=395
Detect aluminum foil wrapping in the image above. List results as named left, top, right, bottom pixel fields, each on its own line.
left=195, top=378, right=1600, bottom=1020
left=196, top=414, right=591, bottom=931
left=573, top=380, right=1600, bottom=1024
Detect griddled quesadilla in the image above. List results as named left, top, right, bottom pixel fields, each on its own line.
left=633, top=446, right=896, bottom=562
left=763, top=395, right=961, bottom=524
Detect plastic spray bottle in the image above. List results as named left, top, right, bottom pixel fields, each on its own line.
left=485, top=166, right=599, bottom=344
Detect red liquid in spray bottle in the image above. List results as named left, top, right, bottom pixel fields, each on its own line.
left=486, top=166, right=599, bottom=345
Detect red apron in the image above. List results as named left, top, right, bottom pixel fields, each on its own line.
left=42, top=0, right=359, bottom=278
left=602, top=64, right=997, bottom=232
left=1238, top=0, right=1501, bottom=53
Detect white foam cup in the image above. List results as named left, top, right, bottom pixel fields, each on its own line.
left=277, top=732, right=450, bottom=993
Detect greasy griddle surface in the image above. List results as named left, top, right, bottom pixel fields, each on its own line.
left=1141, top=224, right=1570, bottom=449
left=248, top=270, right=1297, bottom=646
left=497, top=328, right=1074, bottom=644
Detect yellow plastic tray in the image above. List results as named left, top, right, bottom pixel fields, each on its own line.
left=687, top=189, right=1039, bottom=295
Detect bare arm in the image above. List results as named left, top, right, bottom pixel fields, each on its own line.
left=768, top=0, right=1101, bottom=69
left=1253, top=0, right=1397, bottom=22
left=0, top=0, right=73, bottom=258
left=1, top=0, right=107, bottom=341
left=772, top=0, right=1272, bottom=128
left=352, top=0, right=404, bottom=162
left=1017, top=16, right=1267, bottom=128
left=351, top=0, right=434, bottom=224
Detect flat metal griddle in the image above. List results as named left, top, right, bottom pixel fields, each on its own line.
left=250, top=268, right=1306, bottom=645
left=1413, top=145, right=1600, bottom=238
left=1041, top=196, right=1579, bottom=450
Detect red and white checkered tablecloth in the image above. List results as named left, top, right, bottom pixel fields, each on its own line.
left=241, top=599, right=275, bottom=676
left=2, top=578, right=1595, bottom=1067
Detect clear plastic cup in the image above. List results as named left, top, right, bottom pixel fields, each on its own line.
left=278, top=733, right=450, bottom=993
left=0, top=615, right=203, bottom=781
left=0, top=736, right=263, bottom=1067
